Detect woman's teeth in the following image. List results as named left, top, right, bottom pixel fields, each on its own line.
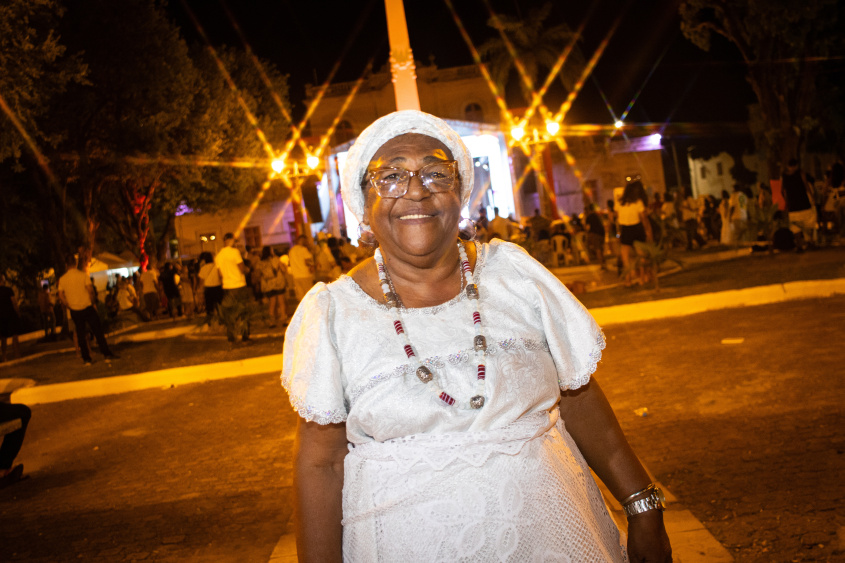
left=399, top=214, right=432, bottom=220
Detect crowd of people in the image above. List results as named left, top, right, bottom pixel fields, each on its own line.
left=101, top=232, right=371, bottom=340
left=0, top=231, right=375, bottom=362
left=465, top=157, right=845, bottom=287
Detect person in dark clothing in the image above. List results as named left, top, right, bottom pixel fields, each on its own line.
left=0, top=402, right=30, bottom=488
left=0, top=275, right=21, bottom=362
left=159, top=262, right=183, bottom=318
left=781, top=159, right=816, bottom=250
left=584, top=204, right=607, bottom=269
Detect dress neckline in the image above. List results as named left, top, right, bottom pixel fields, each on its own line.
left=339, top=240, right=487, bottom=315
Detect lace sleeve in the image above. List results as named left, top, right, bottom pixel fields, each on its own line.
left=499, top=242, right=605, bottom=391
left=280, top=283, right=347, bottom=424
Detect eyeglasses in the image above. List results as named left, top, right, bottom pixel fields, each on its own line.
left=366, top=160, right=457, bottom=198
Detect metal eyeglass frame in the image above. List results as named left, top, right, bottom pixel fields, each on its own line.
left=366, top=160, right=458, bottom=198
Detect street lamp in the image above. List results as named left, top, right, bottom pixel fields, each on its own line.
left=507, top=118, right=567, bottom=221
left=269, top=152, right=323, bottom=242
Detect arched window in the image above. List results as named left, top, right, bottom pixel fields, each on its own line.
left=333, top=120, right=355, bottom=145
left=464, top=103, right=484, bottom=122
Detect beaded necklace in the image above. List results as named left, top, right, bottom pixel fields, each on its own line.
left=374, top=241, right=486, bottom=409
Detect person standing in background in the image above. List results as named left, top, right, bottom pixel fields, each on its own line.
left=57, top=254, right=118, bottom=365
left=258, top=246, right=288, bottom=328
left=617, top=179, right=653, bottom=286
left=139, top=262, right=161, bottom=320
left=159, top=262, right=183, bottom=319
left=728, top=186, right=749, bottom=244
left=781, top=158, right=817, bottom=251
left=289, top=235, right=315, bottom=300
left=37, top=283, right=57, bottom=339
left=487, top=206, right=513, bottom=241
left=197, top=252, right=223, bottom=325
left=680, top=188, right=705, bottom=250
left=584, top=204, right=607, bottom=269
left=0, top=275, right=22, bottom=361
left=215, top=233, right=250, bottom=342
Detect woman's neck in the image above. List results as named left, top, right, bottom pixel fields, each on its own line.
left=352, top=241, right=477, bottom=309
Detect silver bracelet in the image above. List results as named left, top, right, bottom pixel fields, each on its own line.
left=620, top=483, right=654, bottom=506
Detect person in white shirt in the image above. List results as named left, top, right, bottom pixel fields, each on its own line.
left=57, top=254, right=117, bottom=365
left=197, top=251, right=223, bottom=324
left=215, top=233, right=250, bottom=341
left=487, top=207, right=513, bottom=242
left=215, top=233, right=247, bottom=291
left=288, top=235, right=315, bottom=300
left=616, top=179, right=653, bottom=286
left=139, top=264, right=161, bottom=319
left=116, top=277, right=148, bottom=321
left=680, top=188, right=706, bottom=250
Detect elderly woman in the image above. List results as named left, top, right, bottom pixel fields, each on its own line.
left=282, top=111, right=671, bottom=562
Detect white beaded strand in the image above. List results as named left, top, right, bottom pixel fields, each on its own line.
left=374, top=242, right=486, bottom=409
left=458, top=243, right=486, bottom=409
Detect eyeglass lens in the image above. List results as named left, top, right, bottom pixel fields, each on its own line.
left=370, top=161, right=456, bottom=198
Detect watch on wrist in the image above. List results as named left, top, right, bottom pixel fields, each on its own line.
left=623, top=487, right=666, bottom=517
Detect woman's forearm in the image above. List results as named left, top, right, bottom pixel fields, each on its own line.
left=559, top=378, right=651, bottom=502
left=293, top=420, right=347, bottom=562
left=294, top=462, right=344, bottom=561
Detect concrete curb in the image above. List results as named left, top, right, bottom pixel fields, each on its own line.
left=10, top=353, right=283, bottom=405
left=591, top=278, right=845, bottom=326
left=113, top=324, right=196, bottom=343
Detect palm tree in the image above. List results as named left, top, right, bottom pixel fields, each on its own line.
left=477, top=2, right=585, bottom=107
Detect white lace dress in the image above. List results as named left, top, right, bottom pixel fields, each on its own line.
left=281, top=240, right=626, bottom=562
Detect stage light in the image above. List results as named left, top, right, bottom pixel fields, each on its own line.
left=614, top=120, right=624, bottom=129
left=271, top=159, right=285, bottom=173
left=306, top=155, right=320, bottom=170
left=511, top=126, right=525, bottom=141
left=545, top=121, right=560, bottom=136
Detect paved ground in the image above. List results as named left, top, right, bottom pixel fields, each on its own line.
left=598, top=296, right=845, bottom=563
left=0, top=319, right=286, bottom=386
left=2, top=296, right=843, bottom=561
left=0, top=374, right=297, bottom=562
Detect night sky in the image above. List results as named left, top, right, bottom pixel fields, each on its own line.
left=168, top=0, right=755, bottom=125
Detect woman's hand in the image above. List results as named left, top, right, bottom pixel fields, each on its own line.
left=626, top=510, right=672, bottom=562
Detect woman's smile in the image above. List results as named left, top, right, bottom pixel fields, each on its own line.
left=396, top=212, right=436, bottom=221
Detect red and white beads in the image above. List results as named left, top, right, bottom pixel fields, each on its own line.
left=374, top=242, right=487, bottom=410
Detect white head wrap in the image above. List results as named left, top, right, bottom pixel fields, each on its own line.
left=340, top=110, right=474, bottom=223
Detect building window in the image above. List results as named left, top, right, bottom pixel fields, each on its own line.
left=700, top=166, right=707, bottom=179
left=243, top=226, right=262, bottom=250
left=717, top=162, right=723, bottom=176
left=464, top=103, right=484, bottom=122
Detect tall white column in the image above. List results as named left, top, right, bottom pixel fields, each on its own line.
left=384, top=0, right=420, bottom=111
